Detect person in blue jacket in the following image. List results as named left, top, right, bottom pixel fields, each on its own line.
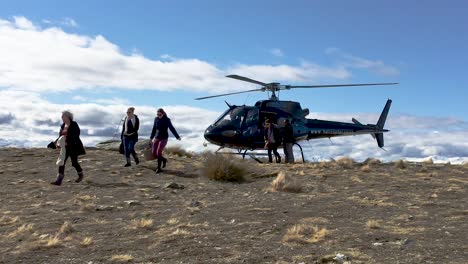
left=150, top=108, right=181, bottom=173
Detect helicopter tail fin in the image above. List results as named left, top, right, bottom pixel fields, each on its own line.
left=373, top=99, right=392, bottom=148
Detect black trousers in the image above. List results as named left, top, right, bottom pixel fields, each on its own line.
left=58, top=149, right=82, bottom=174
left=267, top=144, right=281, bottom=163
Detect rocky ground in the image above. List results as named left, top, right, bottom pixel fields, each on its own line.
left=0, top=147, right=467, bottom=264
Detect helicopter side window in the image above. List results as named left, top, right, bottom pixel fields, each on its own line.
left=245, top=108, right=259, bottom=126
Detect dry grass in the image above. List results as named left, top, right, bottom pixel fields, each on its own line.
left=200, top=152, right=246, bottom=182
left=336, top=157, right=355, bottom=168
left=165, top=146, right=193, bottom=158
left=423, top=158, right=434, bottom=165
left=361, top=164, right=371, bottom=172
left=166, top=218, right=179, bottom=225
left=394, top=159, right=407, bottom=169
left=111, top=254, right=134, bottom=262
left=268, top=171, right=302, bottom=193
left=130, top=218, right=154, bottom=229
left=172, top=228, right=190, bottom=236
left=0, top=215, right=19, bottom=225
left=363, top=158, right=381, bottom=165
left=366, top=220, right=380, bottom=229
left=59, top=221, right=75, bottom=235
left=283, top=224, right=329, bottom=244
left=7, top=223, right=34, bottom=238
left=46, top=235, right=61, bottom=248
left=80, top=237, right=94, bottom=247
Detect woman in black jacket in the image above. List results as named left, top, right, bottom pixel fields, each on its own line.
left=51, top=110, right=86, bottom=186
left=121, top=107, right=140, bottom=167
left=150, top=108, right=181, bottom=173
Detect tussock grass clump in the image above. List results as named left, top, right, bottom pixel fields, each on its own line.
left=200, top=152, right=246, bottom=182
left=366, top=219, right=381, bottom=229
left=130, top=218, right=153, bottom=229
left=422, top=158, right=434, bottom=165
left=269, top=171, right=302, bottom=193
left=80, top=237, right=94, bottom=247
left=46, top=235, right=61, bottom=248
left=283, top=224, right=329, bottom=244
left=7, top=223, right=34, bottom=238
left=0, top=216, right=19, bottom=226
left=165, top=146, right=193, bottom=158
left=336, top=157, right=355, bottom=168
left=59, top=221, right=75, bottom=235
left=111, top=254, right=134, bottom=262
left=167, top=218, right=180, bottom=225
left=394, top=159, right=407, bottom=169
left=361, top=164, right=371, bottom=172
left=363, top=158, right=381, bottom=166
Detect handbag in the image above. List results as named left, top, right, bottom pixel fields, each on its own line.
left=119, top=142, right=125, bottom=154
left=143, top=148, right=155, bottom=161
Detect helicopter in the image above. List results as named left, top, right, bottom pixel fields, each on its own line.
left=195, top=75, right=397, bottom=161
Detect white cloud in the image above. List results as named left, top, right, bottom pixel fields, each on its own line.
left=62, top=17, right=78, bottom=28
left=0, top=90, right=219, bottom=151
left=0, top=17, right=356, bottom=94
left=269, top=48, right=284, bottom=57
left=0, top=89, right=466, bottom=163
left=326, top=47, right=400, bottom=77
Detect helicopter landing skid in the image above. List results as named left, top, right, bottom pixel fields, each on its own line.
left=215, top=144, right=305, bottom=164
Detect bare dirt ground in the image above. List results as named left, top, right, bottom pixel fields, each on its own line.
left=0, top=147, right=467, bottom=264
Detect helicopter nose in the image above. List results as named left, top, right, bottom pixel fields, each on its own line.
left=204, top=127, right=217, bottom=143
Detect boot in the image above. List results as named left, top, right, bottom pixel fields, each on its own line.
left=124, top=157, right=131, bottom=167
left=156, top=158, right=163, bottom=173
left=132, top=152, right=140, bottom=165
left=276, top=155, right=281, bottom=163
left=75, top=171, right=84, bottom=183
left=162, top=157, right=167, bottom=168
left=51, top=173, right=64, bottom=186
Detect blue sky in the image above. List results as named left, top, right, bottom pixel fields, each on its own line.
left=0, top=0, right=467, bottom=162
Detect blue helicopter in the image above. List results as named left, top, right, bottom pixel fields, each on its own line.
left=196, top=75, right=397, bottom=161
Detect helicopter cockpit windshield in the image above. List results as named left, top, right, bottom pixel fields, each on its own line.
left=214, top=106, right=247, bottom=129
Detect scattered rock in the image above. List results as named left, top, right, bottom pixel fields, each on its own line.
left=189, top=200, right=202, bottom=207
left=95, top=205, right=115, bottom=211
left=164, top=182, right=185, bottom=189
left=123, top=200, right=142, bottom=206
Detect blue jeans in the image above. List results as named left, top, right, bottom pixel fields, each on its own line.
left=123, top=137, right=137, bottom=159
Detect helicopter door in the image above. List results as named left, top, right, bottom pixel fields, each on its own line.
left=243, top=108, right=260, bottom=139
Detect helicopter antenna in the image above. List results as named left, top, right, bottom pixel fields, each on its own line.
left=194, top=74, right=398, bottom=101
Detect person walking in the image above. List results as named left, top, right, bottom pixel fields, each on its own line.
left=281, top=119, right=295, bottom=164
left=121, top=107, right=140, bottom=167
left=264, top=119, right=281, bottom=163
left=51, top=110, right=86, bottom=186
left=150, top=108, right=181, bottom=173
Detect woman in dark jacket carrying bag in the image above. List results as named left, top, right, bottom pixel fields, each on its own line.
left=121, top=107, right=140, bottom=167
left=150, top=108, right=181, bottom=173
left=51, top=111, right=86, bottom=186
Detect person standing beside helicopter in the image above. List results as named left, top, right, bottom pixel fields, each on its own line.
left=150, top=108, right=181, bottom=173
left=264, top=119, right=281, bottom=163
left=281, top=119, right=295, bottom=163
left=121, top=107, right=140, bottom=167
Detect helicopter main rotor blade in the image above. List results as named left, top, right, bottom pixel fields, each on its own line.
left=226, top=75, right=268, bottom=86
left=195, top=88, right=264, bottom=100
left=287, top=83, right=398, bottom=89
